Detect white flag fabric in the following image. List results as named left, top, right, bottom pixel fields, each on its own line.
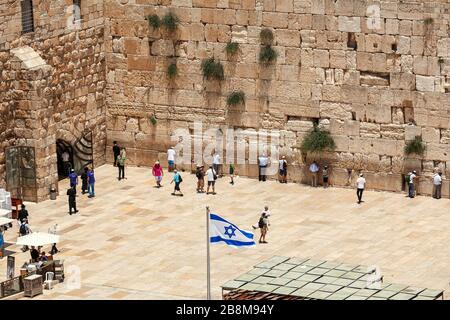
left=209, top=213, right=255, bottom=248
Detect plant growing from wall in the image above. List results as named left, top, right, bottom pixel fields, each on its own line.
left=424, top=17, right=434, bottom=25
left=300, top=125, right=336, bottom=155
left=225, top=42, right=240, bottom=57
left=226, top=90, right=245, bottom=106
left=201, top=57, right=224, bottom=81
left=404, top=136, right=426, bottom=156
left=260, top=28, right=274, bottom=46
left=150, top=115, right=157, bottom=125
left=147, top=14, right=161, bottom=30
left=162, top=12, right=179, bottom=33
left=167, top=63, right=178, bottom=79
left=259, top=46, right=277, bottom=65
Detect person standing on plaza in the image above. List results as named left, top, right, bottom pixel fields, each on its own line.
left=167, top=147, right=176, bottom=172
left=117, top=147, right=126, bottom=181
left=196, top=165, right=205, bottom=193
left=309, top=161, right=319, bottom=187
left=258, top=154, right=269, bottom=182
left=356, top=173, right=366, bottom=204
left=87, top=167, right=96, bottom=198
left=206, top=165, right=217, bottom=195
left=67, top=185, right=78, bottom=215
left=113, top=141, right=120, bottom=167
left=170, top=169, right=183, bottom=196
left=0, top=227, right=4, bottom=259
left=69, top=168, right=78, bottom=190
left=213, top=151, right=221, bottom=178
left=19, top=218, right=31, bottom=252
left=229, top=163, right=235, bottom=185
left=80, top=167, right=88, bottom=194
left=278, top=156, right=287, bottom=183
left=252, top=206, right=270, bottom=244
left=433, top=172, right=442, bottom=199
left=18, top=204, right=29, bottom=224
left=152, top=161, right=164, bottom=188
left=408, top=170, right=418, bottom=198
left=322, top=165, right=329, bottom=188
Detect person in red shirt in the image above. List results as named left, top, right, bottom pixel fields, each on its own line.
left=152, top=161, right=164, bottom=188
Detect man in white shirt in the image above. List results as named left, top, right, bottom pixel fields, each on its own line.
left=408, top=170, right=417, bottom=198
left=309, top=161, right=319, bottom=187
left=61, top=151, right=71, bottom=176
left=433, top=172, right=443, bottom=199
left=212, top=152, right=221, bottom=178
left=206, top=166, right=217, bottom=195
left=167, top=147, right=176, bottom=172
left=258, top=154, right=269, bottom=182
left=356, top=173, right=366, bottom=204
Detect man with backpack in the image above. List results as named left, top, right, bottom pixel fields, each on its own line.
left=18, top=204, right=29, bottom=223
left=253, top=206, right=270, bottom=244
left=170, top=169, right=183, bottom=196
left=19, top=218, right=31, bottom=252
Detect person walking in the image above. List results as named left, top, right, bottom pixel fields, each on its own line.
left=258, top=154, right=269, bottom=182
left=18, top=204, right=29, bottom=224
left=117, top=148, right=126, bottom=181
left=113, top=141, right=120, bottom=167
left=206, top=165, right=217, bottom=195
left=67, top=186, right=78, bottom=215
left=323, top=165, right=329, bottom=188
left=196, top=165, right=205, bottom=193
left=80, top=167, right=88, bottom=194
left=213, top=151, right=221, bottom=178
left=356, top=173, right=366, bottom=204
left=229, top=163, right=235, bottom=185
left=252, top=206, right=270, bottom=244
left=408, top=170, right=417, bottom=198
left=69, top=168, right=78, bottom=190
left=309, top=161, right=319, bottom=187
left=19, top=219, right=31, bottom=252
left=278, top=156, right=287, bottom=183
left=167, top=147, right=176, bottom=172
left=87, top=168, right=96, bottom=198
left=152, top=161, right=164, bottom=188
left=170, top=169, right=183, bottom=196
left=433, top=172, right=442, bottom=199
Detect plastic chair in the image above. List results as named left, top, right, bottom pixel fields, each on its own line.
left=45, top=272, right=55, bottom=290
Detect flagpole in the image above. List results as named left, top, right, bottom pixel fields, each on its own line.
left=206, top=206, right=211, bottom=300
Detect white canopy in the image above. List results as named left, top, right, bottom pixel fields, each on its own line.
left=16, top=232, right=60, bottom=246
left=0, top=208, right=11, bottom=217
left=0, top=217, right=14, bottom=226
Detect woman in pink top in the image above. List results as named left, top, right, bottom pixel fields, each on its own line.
left=152, top=161, right=164, bottom=188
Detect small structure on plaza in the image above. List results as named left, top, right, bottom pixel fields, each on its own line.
left=222, top=256, right=444, bottom=300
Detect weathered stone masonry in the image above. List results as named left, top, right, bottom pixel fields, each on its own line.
left=1, top=0, right=450, bottom=201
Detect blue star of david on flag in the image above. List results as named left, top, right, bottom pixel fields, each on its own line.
left=209, top=213, right=255, bottom=247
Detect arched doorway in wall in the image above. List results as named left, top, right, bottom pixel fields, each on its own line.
left=56, top=131, right=94, bottom=180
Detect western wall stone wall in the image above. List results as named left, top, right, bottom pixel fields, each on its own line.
left=105, top=0, right=450, bottom=195
left=0, top=0, right=107, bottom=201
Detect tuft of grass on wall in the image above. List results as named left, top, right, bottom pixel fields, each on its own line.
left=226, top=90, right=245, bottom=106
left=201, top=57, right=224, bottom=81
left=259, top=46, right=277, bottom=65
left=167, top=63, right=178, bottom=79
left=260, top=28, right=274, bottom=45
left=404, top=136, right=426, bottom=156
left=147, top=14, right=160, bottom=30
left=162, top=12, right=179, bottom=32
left=225, top=42, right=240, bottom=56
left=300, top=125, right=336, bottom=155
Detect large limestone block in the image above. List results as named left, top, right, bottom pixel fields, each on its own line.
left=275, top=29, right=300, bottom=47
left=313, top=49, right=329, bottom=68
left=422, top=127, right=440, bottom=143
left=415, top=75, right=435, bottom=92
left=276, top=0, right=294, bottom=12
left=404, top=125, right=422, bottom=140
left=390, top=72, right=415, bottom=90
left=319, top=101, right=352, bottom=119
left=337, top=16, right=361, bottom=33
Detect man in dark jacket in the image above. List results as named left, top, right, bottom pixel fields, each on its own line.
left=80, top=167, right=88, bottom=194
left=18, top=204, right=29, bottom=223
left=113, top=141, right=120, bottom=167
left=67, top=186, right=78, bottom=215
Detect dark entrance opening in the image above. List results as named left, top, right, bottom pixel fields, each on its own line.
left=56, top=140, right=74, bottom=180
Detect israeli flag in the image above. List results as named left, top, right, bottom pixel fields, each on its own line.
left=209, top=213, right=255, bottom=247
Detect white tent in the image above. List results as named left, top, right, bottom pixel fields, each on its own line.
left=0, top=217, right=14, bottom=226
left=16, top=232, right=60, bottom=246
left=0, top=208, right=11, bottom=217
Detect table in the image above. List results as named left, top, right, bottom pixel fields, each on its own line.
left=23, top=274, right=43, bottom=298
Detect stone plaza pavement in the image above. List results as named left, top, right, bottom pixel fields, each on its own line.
left=1, top=164, right=450, bottom=299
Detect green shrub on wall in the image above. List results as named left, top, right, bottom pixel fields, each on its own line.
left=225, top=42, right=240, bottom=56
left=259, top=46, right=277, bottom=65
left=162, top=12, right=179, bottom=32
left=201, top=58, right=224, bottom=81
left=226, top=91, right=245, bottom=106
left=167, top=63, right=178, bottom=79
left=260, top=28, right=274, bottom=46
left=300, top=125, right=336, bottom=155
left=147, top=14, right=160, bottom=29
left=404, top=136, right=426, bottom=156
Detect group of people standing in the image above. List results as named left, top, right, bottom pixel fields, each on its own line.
left=66, top=166, right=96, bottom=215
